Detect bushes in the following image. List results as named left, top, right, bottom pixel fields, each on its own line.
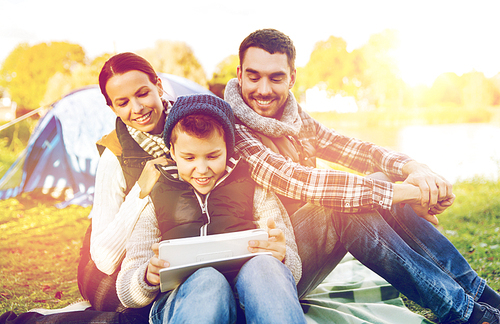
left=0, top=119, right=36, bottom=152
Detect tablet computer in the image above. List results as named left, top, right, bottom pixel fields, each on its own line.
left=159, top=229, right=270, bottom=292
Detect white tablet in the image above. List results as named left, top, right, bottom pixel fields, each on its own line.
left=159, top=229, right=270, bottom=292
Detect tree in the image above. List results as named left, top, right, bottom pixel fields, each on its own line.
left=491, top=73, right=500, bottom=106
left=41, top=53, right=112, bottom=106
left=357, top=29, right=403, bottom=108
left=0, top=42, right=86, bottom=110
left=295, top=36, right=362, bottom=100
left=208, top=55, right=239, bottom=98
left=138, top=40, right=207, bottom=87
left=427, top=72, right=463, bottom=107
left=461, top=71, right=494, bottom=109
left=295, top=30, right=403, bottom=109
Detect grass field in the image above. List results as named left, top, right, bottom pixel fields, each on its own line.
left=0, top=196, right=91, bottom=314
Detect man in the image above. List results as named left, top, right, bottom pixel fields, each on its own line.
left=224, top=28, right=500, bottom=324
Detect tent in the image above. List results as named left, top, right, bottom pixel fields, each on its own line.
left=0, top=73, right=213, bottom=207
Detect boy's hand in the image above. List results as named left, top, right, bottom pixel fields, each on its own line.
left=248, top=218, right=286, bottom=262
left=138, top=157, right=170, bottom=199
left=146, top=243, right=170, bottom=286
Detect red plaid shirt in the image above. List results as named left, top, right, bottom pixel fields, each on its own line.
left=235, top=109, right=412, bottom=214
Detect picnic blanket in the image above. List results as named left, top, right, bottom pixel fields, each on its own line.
left=302, top=253, right=434, bottom=323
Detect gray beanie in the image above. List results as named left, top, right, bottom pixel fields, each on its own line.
left=163, top=94, right=236, bottom=155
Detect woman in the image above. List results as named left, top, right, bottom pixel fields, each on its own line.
left=1, top=53, right=171, bottom=324
left=78, top=52, right=171, bottom=313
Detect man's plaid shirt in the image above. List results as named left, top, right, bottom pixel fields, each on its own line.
left=234, top=109, right=413, bottom=214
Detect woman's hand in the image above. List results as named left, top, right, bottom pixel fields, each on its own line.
left=137, top=156, right=170, bottom=199
left=248, top=218, right=286, bottom=262
left=145, top=243, right=170, bottom=286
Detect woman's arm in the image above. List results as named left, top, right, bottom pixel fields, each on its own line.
left=252, top=187, right=302, bottom=284
left=116, top=200, right=162, bottom=308
left=89, top=149, right=150, bottom=275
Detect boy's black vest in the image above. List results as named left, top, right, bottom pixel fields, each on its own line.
left=150, top=160, right=257, bottom=240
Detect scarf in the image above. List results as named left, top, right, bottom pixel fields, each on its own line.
left=224, top=78, right=302, bottom=138
left=126, top=99, right=171, bottom=158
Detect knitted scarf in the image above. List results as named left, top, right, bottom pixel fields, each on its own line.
left=224, top=78, right=302, bottom=138
left=126, top=99, right=171, bottom=158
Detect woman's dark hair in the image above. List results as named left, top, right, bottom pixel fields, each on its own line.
left=99, top=52, right=158, bottom=106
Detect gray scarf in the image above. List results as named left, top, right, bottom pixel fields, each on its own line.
left=224, top=78, right=302, bottom=138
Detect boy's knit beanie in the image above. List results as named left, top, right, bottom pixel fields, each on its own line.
left=163, top=94, right=236, bottom=155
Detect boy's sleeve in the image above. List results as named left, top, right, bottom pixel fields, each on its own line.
left=253, top=186, right=302, bottom=284
left=116, top=198, right=162, bottom=308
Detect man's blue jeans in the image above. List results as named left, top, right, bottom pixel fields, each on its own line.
left=150, top=255, right=306, bottom=323
left=292, top=202, right=486, bottom=323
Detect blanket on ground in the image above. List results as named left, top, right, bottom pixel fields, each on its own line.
left=301, top=253, right=433, bottom=323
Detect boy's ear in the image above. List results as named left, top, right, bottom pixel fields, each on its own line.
left=169, top=144, right=176, bottom=162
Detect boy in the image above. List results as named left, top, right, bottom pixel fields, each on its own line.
left=116, top=94, right=306, bottom=323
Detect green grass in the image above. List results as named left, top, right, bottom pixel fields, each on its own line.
left=0, top=195, right=91, bottom=313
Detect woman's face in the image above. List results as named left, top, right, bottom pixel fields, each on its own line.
left=106, top=70, right=165, bottom=134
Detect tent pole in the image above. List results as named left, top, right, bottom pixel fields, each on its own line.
left=0, top=107, right=45, bottom=132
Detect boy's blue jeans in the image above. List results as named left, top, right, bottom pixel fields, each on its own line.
left=293, top=202, right=485, bottom=323
left=150, top=255, right=306, bottom=324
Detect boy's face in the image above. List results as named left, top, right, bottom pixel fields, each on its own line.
left=170, top=130, right=227, bottom=195
left=237, top=47, right=296, bottom=119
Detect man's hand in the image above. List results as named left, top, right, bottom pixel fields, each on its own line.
left=145, top=243, right=170, bottom=286
left=402, top=161, right=454, bottom=210
left=137, top=156, right=170, bottom=199
left=406, top=194, right=455, bottom=225
left=394, top=163, right=456, bottom=225
left=248, top=218, right=286, bottom=262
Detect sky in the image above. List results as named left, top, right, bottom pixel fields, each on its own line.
left=1, top=0, right=499, bottom=87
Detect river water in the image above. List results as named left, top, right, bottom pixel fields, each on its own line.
left=397, top=123, right=500, bottom=183
left=332, top=122, right=500, bottom=184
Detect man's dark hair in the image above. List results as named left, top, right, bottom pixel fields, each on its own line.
left=239, top=28, right=296, bottom=71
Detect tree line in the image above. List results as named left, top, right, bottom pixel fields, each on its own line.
left=1, top=30, right=499, bottom=113
left=0, top=40, right=207, bottom=113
